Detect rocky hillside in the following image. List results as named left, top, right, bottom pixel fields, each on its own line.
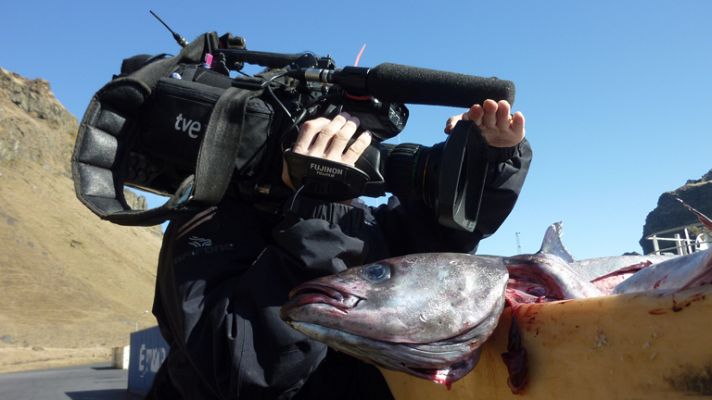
left=639, top=170, right=712, bottom=254
left=0, top=67, right=162, bottom=371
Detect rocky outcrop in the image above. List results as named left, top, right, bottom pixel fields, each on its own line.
left=0, top=67, right=77, bottom=175
left=639, top=170, right=712, bottom=254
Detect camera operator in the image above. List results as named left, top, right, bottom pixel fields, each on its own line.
left=146, top=98, right=531, bottom=400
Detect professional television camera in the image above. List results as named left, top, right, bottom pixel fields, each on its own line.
left=72, top=25, right=516, bottom=232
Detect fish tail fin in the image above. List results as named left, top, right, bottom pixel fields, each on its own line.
left=538, top=222, right=575, bottom=262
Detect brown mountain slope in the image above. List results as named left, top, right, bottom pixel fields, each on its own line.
left=0, top=67, right=162, bottom=371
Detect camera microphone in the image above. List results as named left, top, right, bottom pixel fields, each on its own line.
left=300, top=63, right=516, bottom=108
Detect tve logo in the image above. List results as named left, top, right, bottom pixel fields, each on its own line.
left=174, top=113, right=202, bottom=139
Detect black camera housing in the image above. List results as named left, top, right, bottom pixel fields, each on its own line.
left=72, top=32, right=510, bottom=231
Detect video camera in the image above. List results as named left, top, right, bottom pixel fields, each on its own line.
left=71, top=18, right=515, bottom=232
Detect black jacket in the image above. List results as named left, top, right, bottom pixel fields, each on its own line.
left=147, top=139, right=532, bottom=400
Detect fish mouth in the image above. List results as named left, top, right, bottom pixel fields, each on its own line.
left=286, top=321, right=482, bottom=384
left=283, top=283, right=364, bottom=316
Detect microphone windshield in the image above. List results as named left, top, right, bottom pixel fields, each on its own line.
left=367, top=63, right=516, bottom=108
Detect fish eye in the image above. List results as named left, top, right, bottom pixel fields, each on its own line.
left=362, top=264, right=391, bottom=282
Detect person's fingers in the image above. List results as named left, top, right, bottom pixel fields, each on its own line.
left=341, top=131, right=372, bottom=165
left=293, top=117, right=330, bottom=154
left=308, top=113, right=350, bottom=155
left=511, top=111, right=526, bottom=137
left=496, top=100, right=512, bottom=128
left=481, top=99, right=498, bottom=128
left=445, top=114, right=463, bottom=133
left=324, top=115, right=360, bottom=160
left=485, top=111, right=526, bottom=147
left=469, top=104, right=485, bottom=126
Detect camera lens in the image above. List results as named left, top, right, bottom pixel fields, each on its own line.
left=381, top=142, right=443, bottom=208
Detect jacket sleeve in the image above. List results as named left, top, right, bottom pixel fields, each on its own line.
left=372, top=138, right=532, bottom=256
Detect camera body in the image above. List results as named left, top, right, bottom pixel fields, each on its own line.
left=72, top=32, right=511, bottom=231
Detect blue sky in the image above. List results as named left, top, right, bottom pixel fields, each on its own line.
left=2, top=1, right=711, bottom=259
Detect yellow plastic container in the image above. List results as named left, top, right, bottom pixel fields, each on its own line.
left=382, top=286, right=712, bottom=400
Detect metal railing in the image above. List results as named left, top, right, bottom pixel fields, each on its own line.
left=646, top=223, right=711, bottom=255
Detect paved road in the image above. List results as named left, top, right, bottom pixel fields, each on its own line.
left=0, top=363, right=141, bottom=400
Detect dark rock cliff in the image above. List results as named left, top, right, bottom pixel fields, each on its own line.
left=639, top=170, right=712, bottom=254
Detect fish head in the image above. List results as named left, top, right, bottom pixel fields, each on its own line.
left=281, top=252, right=508, bottom=382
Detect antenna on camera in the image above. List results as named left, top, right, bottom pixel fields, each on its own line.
left=149, top=10, right=188, bottom=48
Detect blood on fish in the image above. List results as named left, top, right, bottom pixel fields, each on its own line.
left=672, top=293, right=706, bottom=312
left=501, top=317, right=528, bottom=394
left=653, top=274, right=669, bottom=289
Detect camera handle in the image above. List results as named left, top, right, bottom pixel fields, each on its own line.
left=437, top=120, right=489, bottom=232
left=282, top=150, right=375, bottom=202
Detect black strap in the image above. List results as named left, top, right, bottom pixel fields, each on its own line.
left=101, top=176, right=197, bottom=226
left=104, top=76, right=263, bottom=225
left=192, top=86, right=264, bottom=205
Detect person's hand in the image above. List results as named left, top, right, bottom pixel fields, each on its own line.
left=282, top=112, right=372, bottom=189
left=444, top=99, right=525, bottom=148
